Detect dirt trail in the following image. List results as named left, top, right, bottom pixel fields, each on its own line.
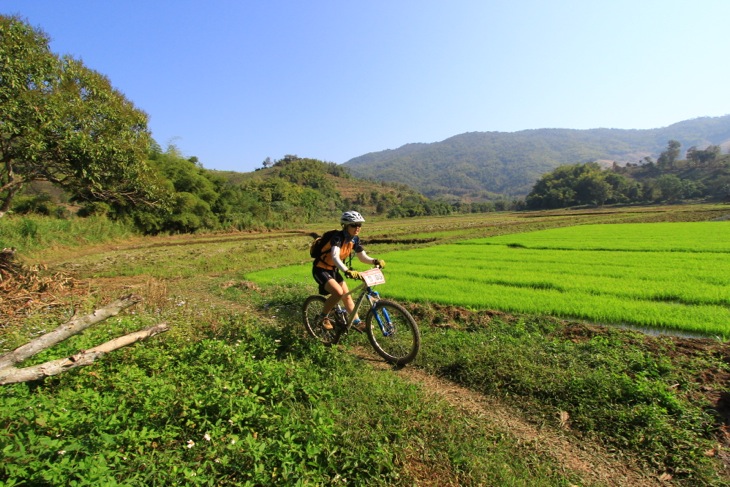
left=9, top=237, right=683, bottom=486
left=352, top=346, right=661, bottom=487
left=51, top=271, right=664, bottom=486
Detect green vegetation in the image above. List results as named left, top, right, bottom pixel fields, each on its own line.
left=0, top=214, right=135, bottom=253
left=3, top=12, right=730, bottom=485
left=345, top=117, right=730, bottom=200
left=246, top=221, right=730, bottom=338
left=0, top=15, right=165, bottom=219
left=527, top=141, right=730, bottom=209
left=1, top=15, right=446, bottom=233
left=5, top=13, right=730, bottom=235
left=5, top=14, right=729, bottom=239
left=2, top=207, right=729, bottom=485
left=415, top=312, right=726, bottom=484
left=0, top=258, right=579, bottom=486
left=526, top=162, right=641, bottom=208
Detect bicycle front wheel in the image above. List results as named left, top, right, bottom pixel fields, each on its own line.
left=302, top=295, right=341, bottom=345
left=366, top=300, right=420, bottom=366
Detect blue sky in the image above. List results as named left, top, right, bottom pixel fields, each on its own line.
left=4, top=1, right=730, bottom=173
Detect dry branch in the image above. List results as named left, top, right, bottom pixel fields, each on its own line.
left=0, top=323, right=168, bottom=385
left=0, top=294, right=141, bottom=370
left=0, top=294, right=169, bottom=385
left=1, top=248, right=79, bottom=325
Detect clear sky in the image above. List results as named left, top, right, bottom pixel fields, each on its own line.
left=3, top=0, right=730, bottom=173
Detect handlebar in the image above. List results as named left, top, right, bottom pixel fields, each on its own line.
left=346, top=265, right=382, bottom=278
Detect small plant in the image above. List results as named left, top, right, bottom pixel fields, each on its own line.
left=4, top=204, right=730, bottom=485
left=416, top=313, right=726, bottom=483
left=0, top=214, right=136, bottom=253
left=0, top=312, right=574, bottom=486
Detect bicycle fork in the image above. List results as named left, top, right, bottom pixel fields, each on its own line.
left=368, top=291, right=395, bottom=336
left=335, top=287, right=395, bottom=336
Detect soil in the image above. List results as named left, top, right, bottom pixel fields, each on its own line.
left=4, top=245, right=729, bottom=486
left=352, top=346, right=662, bottom=486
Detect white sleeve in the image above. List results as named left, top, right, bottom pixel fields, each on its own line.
left=357, top=250, right=375, bottom=265
left=330, top=245, right=349, bottom=272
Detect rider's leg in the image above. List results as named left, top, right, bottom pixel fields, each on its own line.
left=322, top=279, right=345, bottom=314
left=323, top=280, right=358, bottom=319
left=340, top=281, right=357, bottom=317
left=338, top=280, right=365, bottom=331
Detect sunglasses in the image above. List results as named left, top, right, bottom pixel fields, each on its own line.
left=349, top=223, right=362, bottom=228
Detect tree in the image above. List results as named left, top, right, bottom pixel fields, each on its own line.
left=526, top=162, right=641, bottom=209
left=0, top=15, right=168, bottom=218
left=657, top=140, right=681, bottom=170
left=526, top=163, right=597, bottom=209
left=604, top=172, right=641, bottom=202
left=686, top=145, right=721, bottom=167
left=0, top=15, right=57, bottom=217
left=576, top=173, right=611, bottom=206
left=655, top=174, right=684, bottom=202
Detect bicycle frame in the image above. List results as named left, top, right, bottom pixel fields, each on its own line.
left=303, top=266, right=420, bottom=365
left=336, top=274, right=393, bottom=336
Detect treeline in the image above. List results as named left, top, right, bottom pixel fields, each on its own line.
left=10, top=15, right=724, bottom=233
left=345, top=117, right=730, bottom=201
left=1, top=14, right=469, bottom=234
left=525, top=141, right=730, bottom=209
left=11, top=149, right=450, bottom=233
left=13, top=147, right=526, bottom=232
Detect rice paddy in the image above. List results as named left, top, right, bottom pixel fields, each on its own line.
left=246, top=221, right=730, bottom=338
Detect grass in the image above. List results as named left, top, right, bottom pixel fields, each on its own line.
left=0, top=214, right=136, bottom=254
left=246, top=221, right=730, bottom=337
left=2, top=204, right=730, bottom=485
left=481, top=221, right=730, bottom=252
left=410, top=310, right=725, bottom=483
left=0, top=309, right=577, bottom=486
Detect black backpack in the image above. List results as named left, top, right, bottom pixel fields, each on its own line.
left=309, top=229, right=342, bottom=261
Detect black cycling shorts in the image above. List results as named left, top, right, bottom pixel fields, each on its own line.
left=312, top=266, right=343, bottom=295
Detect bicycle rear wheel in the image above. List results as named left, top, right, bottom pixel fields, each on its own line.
left=366, top=299, right=420, bottom=366
left=302, top=295, right=341, bottom=345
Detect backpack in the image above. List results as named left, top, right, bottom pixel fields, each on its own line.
left=309, top=229, right=342, bottom=260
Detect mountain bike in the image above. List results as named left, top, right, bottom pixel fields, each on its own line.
left=302, top=267, right=421, bottom=366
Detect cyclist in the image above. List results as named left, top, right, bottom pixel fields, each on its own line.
left=312, top=210, right=385, bottom=332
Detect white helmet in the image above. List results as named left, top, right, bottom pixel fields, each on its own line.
left=340, top=210, right=365, bottom=225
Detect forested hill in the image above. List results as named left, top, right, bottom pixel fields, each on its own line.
left=343, top=115, right=730, bottom=200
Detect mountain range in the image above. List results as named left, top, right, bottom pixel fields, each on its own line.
left=342, top=115, right=730, bottom=200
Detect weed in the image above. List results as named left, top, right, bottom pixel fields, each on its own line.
left=3, top=205, right=730, bottom=485
left=0, top=311, right=574, bottom=486
left=416, top=311, right=726, bottom=484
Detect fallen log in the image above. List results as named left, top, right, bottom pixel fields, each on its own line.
left=0, top=294, right=141, bottom=370
left=0, top=294, right=169, bottom=385
left=0, top=323, right=168, bottom=385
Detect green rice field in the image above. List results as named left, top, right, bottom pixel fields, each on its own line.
left=246, top=221, right=730, bottom=338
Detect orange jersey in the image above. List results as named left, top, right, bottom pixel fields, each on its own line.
left=315, top=232, right=363, bottom=270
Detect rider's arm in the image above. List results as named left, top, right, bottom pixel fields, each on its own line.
left=352, top=237, right=376, bottom=265
left=330, top=245, right=349, bottom=272
left=356, top=250, right=376, bottom=265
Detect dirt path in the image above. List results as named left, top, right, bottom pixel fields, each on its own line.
left=75, top=272, right=663, bottom=486
left=12, top=238, right=677, bottom=486
left=352, top=346, right=662, bottom=487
